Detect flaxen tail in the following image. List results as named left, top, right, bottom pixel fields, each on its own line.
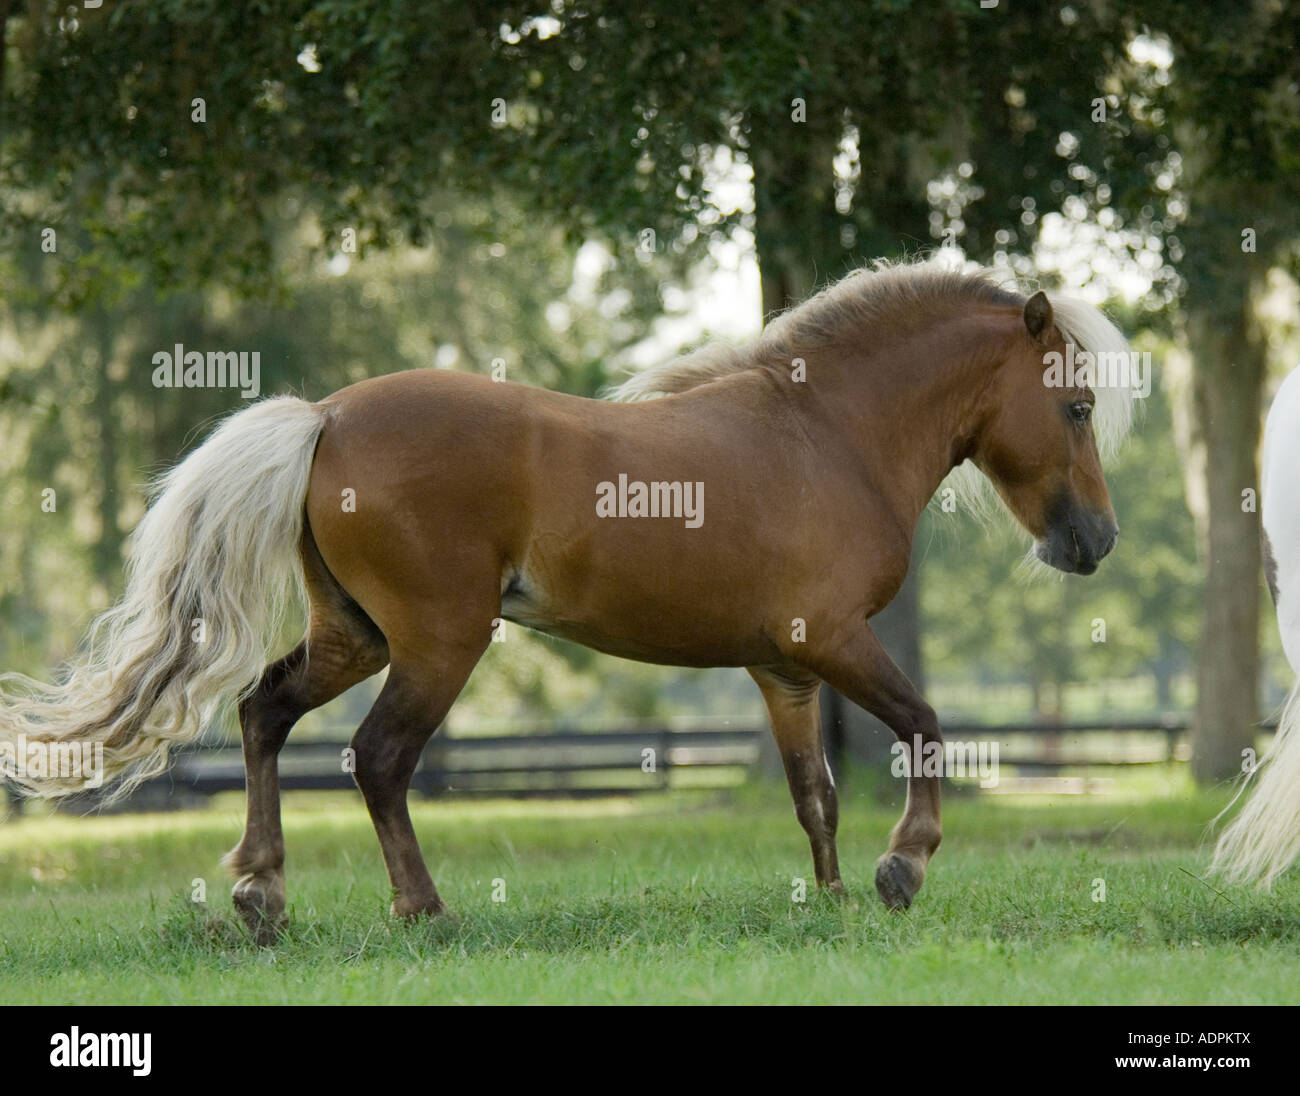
left=1210, top=686, right=1300, bottom=887
left=1210, top=363, right=1300, bottom=887
left=0, top=397, right=324, bottom=799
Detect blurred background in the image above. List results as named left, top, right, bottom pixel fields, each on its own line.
left=2, top=1, right=1298, bottom=809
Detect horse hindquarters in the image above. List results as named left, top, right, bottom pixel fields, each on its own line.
left=1212, top=366, right=1300, bottom=887
left=300, top=393, right=508, bottom=921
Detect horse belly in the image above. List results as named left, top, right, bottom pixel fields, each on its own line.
left=502, top=538, right=785, bottom=668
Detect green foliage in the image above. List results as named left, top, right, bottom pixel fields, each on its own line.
left=0, top=1, right=1185, bottom=300
left=1119, top=0, right=1300, bottom=298
left=3, top=0, right=1295, bottom=730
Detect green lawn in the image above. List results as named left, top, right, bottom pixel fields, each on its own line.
left=1, top=774, right=1297, bottom=1004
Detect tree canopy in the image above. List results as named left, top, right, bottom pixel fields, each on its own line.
left=4, top=1, right=1299, bottom=773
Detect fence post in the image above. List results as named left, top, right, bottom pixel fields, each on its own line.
left=1160, top=713, right=1182, bottom=763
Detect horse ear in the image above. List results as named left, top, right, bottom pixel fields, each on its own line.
left=1023, top=291, right=1054, bottom=345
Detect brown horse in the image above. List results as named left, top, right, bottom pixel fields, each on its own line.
left=0, top=258, right=1136, bottom=941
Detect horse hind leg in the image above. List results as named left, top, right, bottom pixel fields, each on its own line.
left=223, top=528, right=389, bottom=944
left=349, top=635, right=487, bottom=920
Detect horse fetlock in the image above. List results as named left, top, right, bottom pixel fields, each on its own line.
left=891, top=818, right=942, bottom=858
left=220, top=833, right=286, bottom=877
left=390, top=892, right=447, bottom=921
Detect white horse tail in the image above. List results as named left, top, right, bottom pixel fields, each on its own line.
left=0, top=397, right=325, bottom=800
left=1211, top=363, right=1300, bottom=886
left=1211, top=686, right=1300, bottom=886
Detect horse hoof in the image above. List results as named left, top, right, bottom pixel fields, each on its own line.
left=874, top=853, right=924, bottom=910
left=390, top=895, right=448, bottom=921
left=232, top=873, right=286, bottom=945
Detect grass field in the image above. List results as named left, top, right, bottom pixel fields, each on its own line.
left=1, top=773, right=1298, bottom=1005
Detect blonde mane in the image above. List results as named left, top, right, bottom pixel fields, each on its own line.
left=607, top=257, right=1139, bottom=518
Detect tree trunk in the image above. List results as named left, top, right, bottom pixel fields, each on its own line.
left=0, top=1, right=11, bottom=121
left=89, top=305, right=122, bottom=591
left=751, top=136, right=925, bottom=772
left=1185, top=296, right=1266, bottom=781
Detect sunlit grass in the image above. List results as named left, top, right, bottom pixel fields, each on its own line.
left=0, top=776, right=1296, bottom=1004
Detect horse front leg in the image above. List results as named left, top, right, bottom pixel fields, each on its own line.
left=749, top=666, right=844, bottom=895
left=806, top=624, right=942, bottom=910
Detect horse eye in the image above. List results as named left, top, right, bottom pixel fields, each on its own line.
left=1070, top=402, right=1093, bottom=424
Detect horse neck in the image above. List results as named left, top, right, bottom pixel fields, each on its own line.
left=791, top=311, right=1012, bottom=525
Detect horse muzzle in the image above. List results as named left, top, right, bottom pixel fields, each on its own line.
left=1034, top=505, right=1118, bottom=576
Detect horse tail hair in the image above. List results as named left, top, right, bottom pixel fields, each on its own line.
left=1211, top=365, right=1300, bottom=886
left=0, top=396, right=325, bottom=801
left=1210, top=686, right=1300, bottom=887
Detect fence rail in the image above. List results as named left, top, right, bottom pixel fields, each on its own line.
left=21, top=727, right=766, bottom=813
left=176, top=727, right=763, bottom=797
left=943, top=717, right=1190, bottom=767
left=0, top=714, right=1276, bottom=815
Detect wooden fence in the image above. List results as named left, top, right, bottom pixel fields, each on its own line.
left=0, top=714, right=1274, bottom=815
left=23, top=726, right=767, bottom=813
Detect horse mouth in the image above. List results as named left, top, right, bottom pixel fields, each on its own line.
left=1035, top=539, right=1088, bottom=574
left=1034, top=523, right=1115, bottom=575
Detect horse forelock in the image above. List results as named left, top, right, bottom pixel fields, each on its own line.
left=1043, top=294, right=1140, bottom=461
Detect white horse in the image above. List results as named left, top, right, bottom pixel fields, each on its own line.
left=1213, top=363, right=1300, bottom=886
